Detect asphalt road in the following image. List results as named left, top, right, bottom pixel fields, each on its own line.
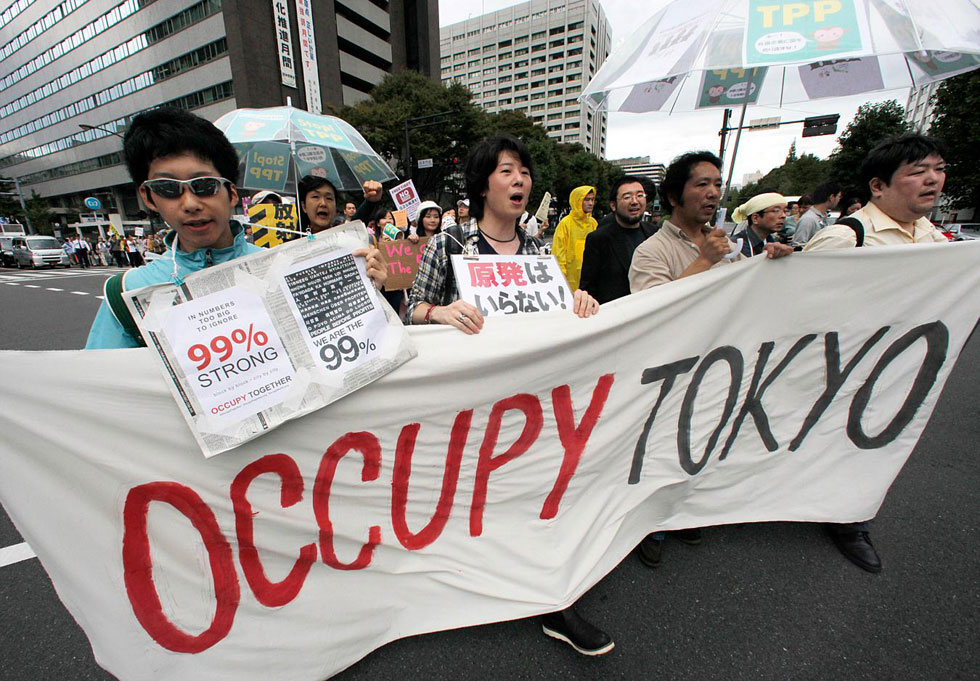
left=0, top=262, right=977, bottom=681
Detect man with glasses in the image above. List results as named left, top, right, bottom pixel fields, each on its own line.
left=731, top=192, right=790, bottom=257
left=85, top=107, right=385, bottom=349
left=579, top=175, right=659, bottom=304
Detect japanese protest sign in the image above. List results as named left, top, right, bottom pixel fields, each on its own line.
left=292, top=144, right=340, bottom=186
left=380, top=236, right=429, bottom=290
left=1, top=243, right=978, bottom=681
left=121, top=222, right=415, bottom=457
left=248, top=203, right=300, bottom=249
left=451, top=254, right=572, bottom=316
left=798, top=57, right=884, bottom=98
left=389, top=179, right=421, bottom=221
left=293, top=0, right=322, bottom=114
left=744, top=0, right=865, bottom=67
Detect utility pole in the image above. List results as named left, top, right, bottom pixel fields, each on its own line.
left=402, top=110, right=456, bottom=179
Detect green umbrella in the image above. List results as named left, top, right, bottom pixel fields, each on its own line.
left=214, top=106, right=397, bottom=194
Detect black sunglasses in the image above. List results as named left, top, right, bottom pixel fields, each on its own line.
left=142, top=177, right=231, bottom=199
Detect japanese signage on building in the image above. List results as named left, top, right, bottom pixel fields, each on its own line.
left=294, top=0, right=322, bottom=113
left=271, top=0, right=296, bottom=88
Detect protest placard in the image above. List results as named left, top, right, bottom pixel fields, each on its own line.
left=534, top=191, right=552, bottom=223
left=451, top=253, right=572, bottom=316
left=248, top=203, right=300, bottom=248
left=121, top=222, right=416, bottom=457
left=389, top=179, right=421, bottom=221
left=379, top=236, right=429, bottom=290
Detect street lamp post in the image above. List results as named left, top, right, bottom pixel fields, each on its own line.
left=78, top=123, right=125, bottom=139
left=0, top=175, right=34, bottom=234
left=402, top=110, right=456, bottom=179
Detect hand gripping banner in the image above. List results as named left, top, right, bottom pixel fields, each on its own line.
left=1, top=242, right=978, bottom=680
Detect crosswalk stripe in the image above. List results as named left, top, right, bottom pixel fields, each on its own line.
left=0, top=542, right=36, bottom=568
left=71, top=291, right=89, bottom=295
left=46, top=287, right=63, bottom=291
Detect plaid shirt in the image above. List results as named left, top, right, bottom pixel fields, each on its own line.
left=406, top=220, right=542, bottom=322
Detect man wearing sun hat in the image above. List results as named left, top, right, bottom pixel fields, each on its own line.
left=731, top=192, right=790, bottom=257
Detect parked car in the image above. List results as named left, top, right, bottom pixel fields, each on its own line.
left=0, top=236, right=17, bottom=267
left=12, top=235, right=71, bottom=269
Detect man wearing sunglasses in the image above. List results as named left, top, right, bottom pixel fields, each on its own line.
left=86, top=107, right=386, bottom=349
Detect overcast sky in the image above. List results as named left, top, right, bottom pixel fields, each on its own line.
left=439, top=0, right=906, bottom=183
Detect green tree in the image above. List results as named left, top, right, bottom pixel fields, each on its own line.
left=25, top=190, right=53, bottom=235
left=0, top=179, right=25, bottom=223
left=785, top=139, right=797, bottom=163
left=829, top=100, right=909, bottom=194
left=929, top=70, right=980, bottom=216
left=727, top=153, right=830, bottom=211
left=339, top=71, right=485, bottom=203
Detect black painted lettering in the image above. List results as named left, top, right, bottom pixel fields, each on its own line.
left=678, top=347, right=743, bottom=476
left=720, top=334, right=817, bottom=459
left=789, top=327, right=889, bottom=452
left=628, top=357, right=699, bottom=484
left=847, top=322, right=948, bottom=449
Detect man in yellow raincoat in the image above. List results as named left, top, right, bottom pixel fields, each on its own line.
left=553, top=186, right=597, bottom=291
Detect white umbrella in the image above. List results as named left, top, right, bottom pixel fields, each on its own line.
left=583, top=0, right=980, bottom=114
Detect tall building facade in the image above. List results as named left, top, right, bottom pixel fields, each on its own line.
left=0, top=0, right=438, bottom=221
left=904, top=82, right=939, bottom=133
left=439, top=0, right=610, bottom=157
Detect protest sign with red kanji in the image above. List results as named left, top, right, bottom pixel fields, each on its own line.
left=450, top=254, right=572, bottom=317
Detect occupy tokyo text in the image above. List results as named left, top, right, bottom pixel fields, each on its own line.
left=120, top=322, right=948, bottom=653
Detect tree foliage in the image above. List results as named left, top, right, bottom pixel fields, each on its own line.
left=928, top=70, right=980, bottom=214
left=829, top=100, right=909, bottom=196
left=338, top=70, right=621, bottom=212
left=727, top=153, right=830, bottom=210
left=0, top=180, right=24, bottom=223
left=26, top=190, right=53, bottom=235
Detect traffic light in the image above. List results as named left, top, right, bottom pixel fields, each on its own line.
left=802, top=114, right=840, bottom=138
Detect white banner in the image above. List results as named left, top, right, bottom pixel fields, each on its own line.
left=1, top=243, right=978, bottom=681
left=272, top=0, right=297, bottom=88
left=294, top=0, right=321, bottom=113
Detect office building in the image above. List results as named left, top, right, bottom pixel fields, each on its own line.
left=609, top=156, right=665, bottom=186
left=0, top=0, right=438, bottom=223
left=904, top=82, right=939, bottom=133
left=439, top=0, right=610, bottom=157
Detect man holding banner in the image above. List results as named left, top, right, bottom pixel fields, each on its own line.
left=804, top=134, right=950, bottom=573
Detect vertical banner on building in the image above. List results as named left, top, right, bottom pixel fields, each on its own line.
left=272, top=0, right=296, bottom=88
left=294, top=0, right=322, bottom=113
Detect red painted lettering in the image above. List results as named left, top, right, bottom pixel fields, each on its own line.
left=231, top=454, right=317, bottom=607
left=470, top=394, right=543, bottom=536
left=313, top=432, right=382, bottom=570
left=391, top=411, right=472, bottom=550
left=122, top=482, right=239, bottom=653
left=540, top=374, right=615, bottom=519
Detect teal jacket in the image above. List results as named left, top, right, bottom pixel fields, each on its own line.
left=85, top=224, right=262, bottom=349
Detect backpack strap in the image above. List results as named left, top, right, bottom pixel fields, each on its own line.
left=442, top=223, right=465, bottom=304
left=836, top=217, right=865, bottom=247
left=103, top=272, right=146, bottom=347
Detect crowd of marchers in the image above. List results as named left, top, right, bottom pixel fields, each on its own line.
left=82, top=106, right=953, bottom=658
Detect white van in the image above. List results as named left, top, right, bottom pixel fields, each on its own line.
left=11, top=235, right=71, bottom=269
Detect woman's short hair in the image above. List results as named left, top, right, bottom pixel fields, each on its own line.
left=464, top=135, right=535, bottom=221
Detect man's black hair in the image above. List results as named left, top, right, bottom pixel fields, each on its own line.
left=124, top=107, right=240, bottom=188
left=609, top=174, right=655, bottom=204
left=464, top=135, right=535, bottom=221
left=859, top=134, right=946, bottom=189
left=798, top=195, right=813, bottom=209
left=811, top=181, right=842, bottom=205
left=659, top=151, right=721, bottom=210
left=298, top=175, right=339, bottom=204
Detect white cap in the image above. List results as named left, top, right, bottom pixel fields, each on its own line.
left=417, top=200, right=443, bottom=217
left=251, top=190, right=282, bottom=204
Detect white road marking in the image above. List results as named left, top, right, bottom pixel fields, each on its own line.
left=71, top=291, right=88, bottom=295
left=5, top=282, right=18, bottom=285
left=0, top=542, right=36, bottom=568
left=46, top=287, right=63, bottom=291
left=96, top=295, right=104, bottom=300
left=25, top=284, right=40, bottom=288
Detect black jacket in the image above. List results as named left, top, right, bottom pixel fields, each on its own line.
left=579, top=216, right=658, bottom=304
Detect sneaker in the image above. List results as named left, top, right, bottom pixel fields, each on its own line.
left=672, top=528, right=703, bottom=545
left=541, top=607, right=615, bottom=656
left=637, top=533, right=663, bottom=568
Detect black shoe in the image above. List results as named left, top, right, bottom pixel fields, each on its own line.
left=672, top=528, right=703, bottom=545
left=541, top=607, right=615, bottom=656
left=637, top=533, right=663, bottom=568
left=828, top=528, right=882, bottom=573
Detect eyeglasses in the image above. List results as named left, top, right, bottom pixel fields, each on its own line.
left=142, top=177, right=231, bottom=199
left=618, top=192, right=647, bottom=202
